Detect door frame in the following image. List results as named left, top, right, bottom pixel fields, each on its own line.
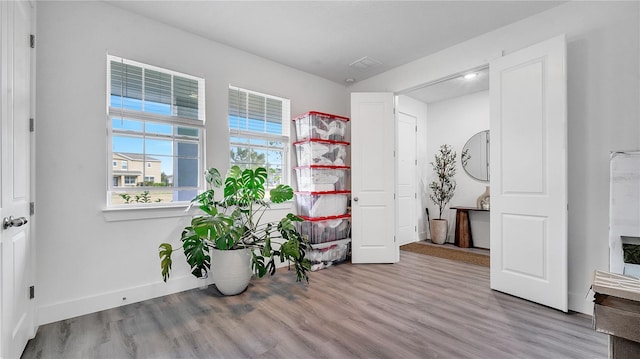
left=397, top=64, right=490, bottom=247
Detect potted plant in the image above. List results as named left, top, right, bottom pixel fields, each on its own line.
left=159, top=166, right=310, bottom=295
left=428, top=144, right=458, bottom=244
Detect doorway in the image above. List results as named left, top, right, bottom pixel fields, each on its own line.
left=380, top=35, right=569, bottom=312
left=399, top=66, right=491, bottom=249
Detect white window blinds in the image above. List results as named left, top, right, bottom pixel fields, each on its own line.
left=228, top=86, right=289, bottom=137
left=109, top=57, right=204, bottom=121
left=228, top=86, right=290, bottom=188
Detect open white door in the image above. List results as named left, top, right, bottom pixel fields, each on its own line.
left=490, top=35, right=568, bottom=311
left=1, top=1, right=36, bottom=357
left=397, top=98, right=418, bottom=246
left=351, top=93, right=398, bottom=263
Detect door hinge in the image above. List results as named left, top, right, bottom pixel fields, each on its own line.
left=30, top=202, right=35, bottom=216
left=29, top=285, right=35, bottom=299
left=394, top=193, right=396, bottom=200
left=29, top=118, right=35, bottom=132
left=414, top=193, right=417, bottom=199
left=30, top=34, right=35, bottom=49
left=394, top=235, right=396, bottom=242
left=415, top=159, right=417, bottom=166
left=415, top=226, right=417, bottom=232
left=415, top=125, right=418, bottom=132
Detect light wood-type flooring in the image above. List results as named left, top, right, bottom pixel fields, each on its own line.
left=22, top=251, right=607, bottom=358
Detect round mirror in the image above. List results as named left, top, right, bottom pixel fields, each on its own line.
left=461, top=130, right=490, bottom=182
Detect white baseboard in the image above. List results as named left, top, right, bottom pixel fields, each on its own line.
left=37, top=275, right=205, bottom=325
left=37, top=258, right=295, bottom=325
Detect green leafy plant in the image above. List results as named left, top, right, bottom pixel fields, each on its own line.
left=119, top=190, right=162, bottom=204
left=429, top=144, right=458, bottom=219
left=159, top=166, right=310, bottom=284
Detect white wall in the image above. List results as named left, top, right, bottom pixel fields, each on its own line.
left=425, top=91, right=490, bottom=247
left=35, top=1, right=349, bottom=325
left=351, top=1, right=640, bottom=314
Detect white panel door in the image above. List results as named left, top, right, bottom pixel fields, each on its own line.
left=1, top=1, right=35, bottom=358
left=397, top=109, right=417, bottom=245
left=351, top=93, right=398, bottom=263
left=490, top=35, right=568, bottom=312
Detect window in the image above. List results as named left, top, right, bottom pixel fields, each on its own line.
left=228, top=86, right=290, bottom=189
left=112, top=160, right=117, bottom=167
left=107, top=55, right=205, bottom=206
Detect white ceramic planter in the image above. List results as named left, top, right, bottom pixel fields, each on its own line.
left=211, top=247, right=253, bottom=295
left=430, top=219, right=448, bottom=245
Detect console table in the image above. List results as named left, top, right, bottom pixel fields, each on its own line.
left=592, top=270, right=640, bottom=358
left=450, top=206, right=489, bottom=248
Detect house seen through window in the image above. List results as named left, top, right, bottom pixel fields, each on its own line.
left=107, top=55, right=205, bottom=206
left=228, top=86, right=290, bottom=191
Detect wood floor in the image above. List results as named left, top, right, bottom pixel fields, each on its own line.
left=22, top=252, right=607, bottom=359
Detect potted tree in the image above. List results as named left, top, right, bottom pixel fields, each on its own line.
left=428, top=144, right=458, bottom=244
left=159, top=166, right=310, bottom=295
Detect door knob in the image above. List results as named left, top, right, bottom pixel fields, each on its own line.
left=353, top=197, right=359, bottom=202
left=3, top=216, right=28, bottom=230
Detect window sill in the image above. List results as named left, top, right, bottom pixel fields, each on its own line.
left=102, top=204, right=191, bottom=222
left=266, top=201, right=295, bottom=212
left=102, top=201, right=294, bottom=222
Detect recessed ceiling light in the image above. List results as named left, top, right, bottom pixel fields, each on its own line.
left=463, top=73, right=478, bottom=80
left=345, top=78, right=356, bottom=84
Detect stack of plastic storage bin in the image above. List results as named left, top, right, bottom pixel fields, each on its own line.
left=293, top=111, right=351, bottom=271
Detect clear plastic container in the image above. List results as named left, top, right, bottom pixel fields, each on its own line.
left=295, top=191, right=350, bottom=217
left=294, top=165, right=350, bottom=192
left=293, top=111, right=349, bottom=141
left=294, top=139, right=350, bottom=166
left=297, top=214, right=351, bottom=244
left=307, top=239, right=350, bottom=271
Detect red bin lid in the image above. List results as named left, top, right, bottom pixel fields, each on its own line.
left=297, top=214, right=351, bottom=222
left=295, top=190, right=351, bottom=195
left=292, top=111, right=350, bottom=122
left=294, top=165, right=350, bottom=170
left=293, top=138, right=350, bottom=146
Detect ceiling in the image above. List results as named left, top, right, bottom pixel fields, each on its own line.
left=105, top=1, right=565, bottom=88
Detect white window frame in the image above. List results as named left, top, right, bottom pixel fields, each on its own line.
left=228, top=86, right=291, bottom=189
left=106, top=55, right=205, bottom=208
